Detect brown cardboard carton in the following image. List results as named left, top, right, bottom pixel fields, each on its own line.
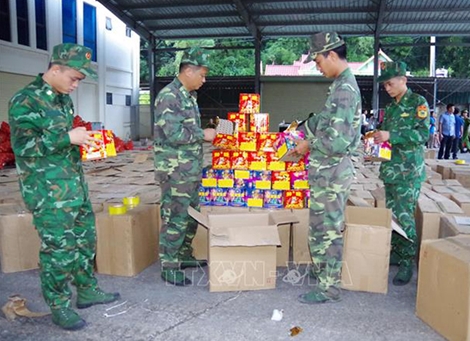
left=370, top=187, right=386, bottom=208
left=450, top=193, right=470, bottom=216
left=439, top=215, right=470, bottom=238
left=0, top=204, right=40, bottom=273
left=416, top=197, right=441, bottom=241
left=192, top=206, right=249, bottom=261
left=417, top=236, right=470, bottom=341
left=341, top=206, right=392, bottom=294
left=95, top=204, right=160, bottom=277
left=188, top=207, right=297, bottom=292
left=450, top=168, right=470, bottom=188
left=291, top=208, right=311, bottom=264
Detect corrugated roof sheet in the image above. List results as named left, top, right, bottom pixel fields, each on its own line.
left=98, top=0, right=470, bottom=40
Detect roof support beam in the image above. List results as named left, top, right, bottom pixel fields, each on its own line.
left=232, top=0, right=261, bottom=39
left=120, top=0, right=231, bottom=10
left=372, top=0, right=387, bottom=116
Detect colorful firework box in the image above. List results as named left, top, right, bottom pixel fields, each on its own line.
left=227, top=112, right=248, bottom=133
left=231, top=151, right=249, bottom=170
left=238, top=132, right=258, bottom=151
left=291, top=171, right=309, bottom=189
left=273, top=130, right=307, bottom=162
left=216, top=169, right=234, bottom=188
left=226, top=187, right=247, bottom=207
left=258, top=132, right=278, bottom=152
left=239, top=93, right=260, bottom=114
left=212, top=133, right=238, bottom=151
left=246, top=188, right=264, bottom=208
left=263, top=190, right=284, bottom=209
left=272, top=171, right=291, bottom=190
left=284, top=190, right=305, bottom=209
left=248, top=151, right=271, bottom=171
left=201, top=168, right=217, bottom=188
left=250, top=113, right=269, bottom=133
left=364, top=131, right=392, bottom=161
left=251, top=170, right=272, bottom=190
left=199, top=186, right=212, bottom=206
left=212, top=150, right=232, bottom=169
left=80, top=130, right=116, bottom=161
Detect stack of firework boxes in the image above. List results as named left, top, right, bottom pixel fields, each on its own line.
left=199, top=93, right=310, bottom=210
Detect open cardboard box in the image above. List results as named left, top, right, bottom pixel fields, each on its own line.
left=188, top=206, right=298, bottom=292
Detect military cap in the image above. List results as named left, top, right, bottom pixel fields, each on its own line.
left=462, top=109, right=469, bottom=113
left=180, top=47, right=210, bottom=68
left=304, top=32, right=345, bottom=63
left=50, top=43, right=97, bottom=80
left=377, top=61, right=407, bottom=82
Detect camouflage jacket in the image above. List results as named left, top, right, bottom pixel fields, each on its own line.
left=153, top=77, right=205, bottom=182
left=379, top=88, right=430, bottom=184
left=8, top=74, right=88, bottom=212
left=303, top=68, right=362, bottom=176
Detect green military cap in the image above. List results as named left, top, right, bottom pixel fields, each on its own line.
left=377, top=61, right=407, bottom=82
left=50, top=43, right=97, bottom=80
left=180, top=47, right=210, bottom=68
left=304, top=32, right=345, bottom=63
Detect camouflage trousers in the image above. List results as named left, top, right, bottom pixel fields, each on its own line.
left=32, top=201, right=98, bottom=309
left=159, top=179, right=200, bottom=268
left=308, top=158, right=353, bottom=291
left=384, top=183, right=421, bottom=266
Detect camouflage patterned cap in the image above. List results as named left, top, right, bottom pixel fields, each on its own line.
left=377, top=61, right=407, bottom=82
left=50, top=43, right=97, bottom=80
left=304, top=32, right=345, bottom=63
left=180, top=47, right=210, bottom=68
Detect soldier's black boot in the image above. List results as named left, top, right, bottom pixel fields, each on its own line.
left=180, top=256, right=207, bottom=269
left=393, top=261, right=413, bottom=286
left=76, top=287, right=120, bottom=309
left=51, top=307, right=86, bottom=331
left=161, top=268, right=192, bottom=286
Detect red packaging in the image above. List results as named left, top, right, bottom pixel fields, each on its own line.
left=227, top=112, right=248, bottom=133
left=239, top=93, right=260, bottom=114
left=250, top=113, right=269, bottom=133
left=231, top=151, right=249, bottom=170
left=272, top=171, right=291, bottom=190
left=258, top=132, right=278, bottom=152
left=248, top=151, right=270, bottom=171
left=103, top=130, right=117, bottom=157
left=284, top=190, right=305, bottom=209
left=238, top=132, right=258, bottom=151
left=212, top=133, right=238, bottom=151
left=286, top=159, right=306, bottom=172
left=80, top=131, right=106, bottom=161
left=212, top=150, right=232, bottom=170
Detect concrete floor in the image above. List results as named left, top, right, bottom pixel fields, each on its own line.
left=0, top=262, right=444, bottom=341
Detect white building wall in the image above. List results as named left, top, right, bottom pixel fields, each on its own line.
left=0, top=0, right=140, bottom=139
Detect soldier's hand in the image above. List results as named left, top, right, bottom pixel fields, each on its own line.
left=289, top=139, right=309, bottom=156
left=68, top=127, right=102, bottom=146
left=373, top=130, right=390, bottom=144
left=203, top=128, right=216, bottom=142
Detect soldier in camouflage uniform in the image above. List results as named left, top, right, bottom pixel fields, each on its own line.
left=293, top=32, right=362, bottom=304
left=154, top=47, right=216, bottom=286
left=8, top=44, right=119, bottom=331
left=373, top=62, right=429, bottom=285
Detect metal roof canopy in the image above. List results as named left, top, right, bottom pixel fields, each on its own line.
left=98, top=0, right=470, bottom=41
left=97, top=0, right=470, bottom=126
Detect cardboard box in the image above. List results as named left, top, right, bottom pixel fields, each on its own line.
left=450, top=193, right=470, bottom=215
left=192, top=206, right=249, bottom=260
left=450, top=168, right=470, bottom=188
left=416, top=197, right=441, bottom=241
left=424, top=149, right=436, bottom=159
left=370, top=187, right=386, bottom=208
left=0, top=205, right=40, bottom=273
left=439, top=215, right=470, bottom=238
left=417, top=236, right=470, bottom=341
left=291, top=208, right=311, bottom=264
left=95, top=204, right=160, bottom=277
left=188, top=206, right=297, bottom=292
left=341, top=206, right=392, bottom=294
